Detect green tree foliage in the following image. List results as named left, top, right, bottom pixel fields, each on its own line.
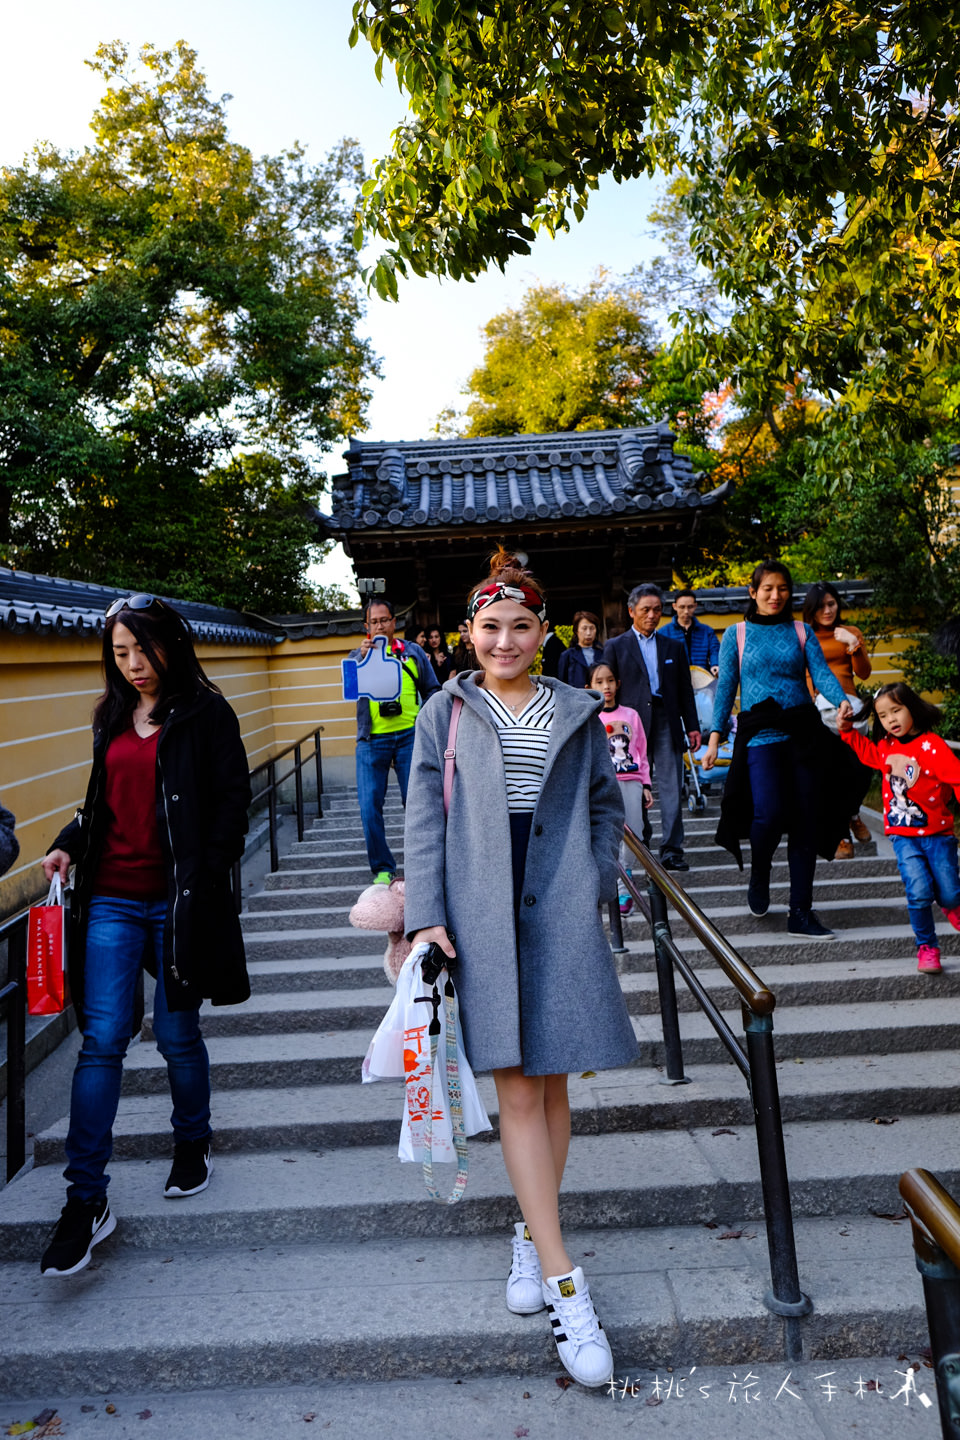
left=1, top=41, right=377, bottom=610
left=352, top=2, right=960, bottom=423
left=460, top=276, right=656, bottom=436
left=446, top=274, right=720, bottom=466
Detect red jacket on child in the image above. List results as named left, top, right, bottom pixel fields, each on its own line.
left=840, top=729, right=960, bottom=837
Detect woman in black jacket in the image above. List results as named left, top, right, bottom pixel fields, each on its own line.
left=557, top=611, right=603, bottom=689
left=40, top=594, right=251, bottom=1277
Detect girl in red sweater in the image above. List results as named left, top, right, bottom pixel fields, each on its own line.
left=839, top=683, right=960, bottom=973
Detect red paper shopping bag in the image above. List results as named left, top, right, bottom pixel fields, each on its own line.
left=27, top=876, right=70, bottom=1015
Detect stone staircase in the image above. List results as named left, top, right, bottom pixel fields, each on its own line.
left=0, top=785, right=955, bottom=1398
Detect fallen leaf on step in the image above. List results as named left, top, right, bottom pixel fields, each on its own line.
left=703, top=1221, right=719, bottom=1229
left=580, top=1071, right=596, bottom=1078
left=282, top=1158, right=297, bottom=1164
left=793, top=1058, right=804, bottom=1064
left=106, top=1404, right=117, bottom=1414
left=137, top=1412, right=152, bottom=1421
left=32, top=1417, right=55, bottom=1430
left=555, top=1376, right=574, bottom=1390
left=515, top=1428, right=530, bottom=1437
left=718, top=1230, right=756, bottom=1240
left=646, top=1396, right=663, bottom=1407
left=872, top=1209, right=908, bottom=1222
left=711, top=1128, right=736, bottom=1137
left=872, top=1116, right=899, bottom=1125
left=303, top=1414, right=316, bottom=1423
left=6, top=1425, right=35, bottom=1436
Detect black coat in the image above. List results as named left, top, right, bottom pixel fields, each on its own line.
left=601, top=630, right=699, bottom=746
left=540, top=631, right=567, bottom=679
left=714, top=699, right=871, bottom=867
left=51, top=689, right=252, bottom=1030
left=556, top=644, right=602, bottom=690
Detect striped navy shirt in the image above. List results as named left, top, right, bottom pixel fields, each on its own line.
left=479, top=683, right=556, bottom=812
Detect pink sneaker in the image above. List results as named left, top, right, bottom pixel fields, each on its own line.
left=943, top=906, right=960, bottom=933
left=618, top=894, right=633, bottom=917
left=917, top=944, right=943, bottom=973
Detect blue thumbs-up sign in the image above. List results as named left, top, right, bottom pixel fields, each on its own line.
left=342, top=634, right=403, bottom=702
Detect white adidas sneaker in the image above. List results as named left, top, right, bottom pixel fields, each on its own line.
left=542, top=1265, right=614, bottom=1387
left=506, top=1221, right=545, bottom=1314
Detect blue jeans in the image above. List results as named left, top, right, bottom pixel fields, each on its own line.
left=355, top=728, right=415, bottom=875
left=747, top=741, right=818, bottom=912
left=64, top=896, right=211, bottom=1202
left=891, top=834, right=960, bottom=948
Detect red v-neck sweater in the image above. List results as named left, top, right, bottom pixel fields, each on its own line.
left=94, top=727, right=167, bottom=899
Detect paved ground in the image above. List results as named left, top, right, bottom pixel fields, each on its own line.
left=0, top=1360, right=941, bottom=1439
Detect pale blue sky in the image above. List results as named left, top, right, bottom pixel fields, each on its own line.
left=3, top=0, right=665, bottom=593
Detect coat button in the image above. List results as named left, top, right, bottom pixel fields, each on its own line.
left=534, top=824, right=543, bottom=836
left=171, top=794, right=179, bottom=801
left=183, top=888, right=190, bottom=896
left=524, top=894, right=536, bottom=907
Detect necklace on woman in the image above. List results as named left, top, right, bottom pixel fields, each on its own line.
left=503, top=682, right=538, bottom=713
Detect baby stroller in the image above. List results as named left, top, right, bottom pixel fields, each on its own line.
left=682, top=667, right=734, bottom=811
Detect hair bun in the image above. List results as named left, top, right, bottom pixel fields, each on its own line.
left=488, top=545, right=526, bottom=580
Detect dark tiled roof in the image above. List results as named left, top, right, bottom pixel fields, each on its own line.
left=667, top=582, right=874, bottom=616
left=0, top=569, right=279, bottom=645
left=327, top=423, right=729, bottom=533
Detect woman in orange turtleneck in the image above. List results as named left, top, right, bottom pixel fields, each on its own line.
left=803, top=582, right=873, bottom=857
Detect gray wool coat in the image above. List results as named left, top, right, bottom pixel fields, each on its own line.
left=403, top=672, right=640, bottom=1076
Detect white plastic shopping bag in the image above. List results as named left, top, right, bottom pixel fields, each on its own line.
left=360, top=944, right=491, bottom=1163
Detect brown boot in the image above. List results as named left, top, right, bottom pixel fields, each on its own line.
left=850, top=814, right=871, bottom=843
left=835, top=838, right=855, bottom=860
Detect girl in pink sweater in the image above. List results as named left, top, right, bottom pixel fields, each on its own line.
left=590, top=662, right=653, bottom=916
left=839, top=682, right=960, bottom=973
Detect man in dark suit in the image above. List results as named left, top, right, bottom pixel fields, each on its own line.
left=602, top=583, right=701, bottom=870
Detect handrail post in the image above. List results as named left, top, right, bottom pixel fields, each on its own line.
left=5, top=921, right=27, bottom=1182
left=607, top=900, right=626, bottom=955
left=314, top=728, right=324, bottom=819
left=294, top=743, right=305, bottom=843
left=901, top=1171, right=960, bottom=1438
left=742, top=1003, right=811, bottom=1355
left=648, top=881, right=688, bottom=1085
left=910, top=1228, right=960, bottom=1438
left=267, top=759, right=279, bottom=874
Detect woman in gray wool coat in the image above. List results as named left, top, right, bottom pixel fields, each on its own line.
left=403, top=549, right=638, bottom=1390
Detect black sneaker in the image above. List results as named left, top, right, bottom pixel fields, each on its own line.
left=787, top=910, right=835, bottom=940
left=662, top=856, right=689, bottom=872
left=748, top=874, right=770, bottom=917
left=40, top=1195, right=116, bottom=1276
left=164, top=1138, right=213, bottom=1197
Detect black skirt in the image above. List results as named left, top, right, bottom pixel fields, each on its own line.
left=509, top=811, right=534, bottom=917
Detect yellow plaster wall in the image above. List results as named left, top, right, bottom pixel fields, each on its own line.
left=0, top=626, right=363, bottom=919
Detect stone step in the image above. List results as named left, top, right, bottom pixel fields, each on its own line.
left=238, top=892, right=910, bottom=936
left=245, top=954, right=387, bottom=992
left=228, top=954, right=960, bottom=1029
left=245, top=872, right=906, bottom=914
left=264, top=852, right=899, bottom=893
left=3, top=1115, right=955, bottom=1258
left=636, top=894, right=920, bottom=941
left=117, top=996, right=960, bottom=1093
left=0, top=1217, right=929, bottom=1395
left=34, top=1049, right=960, bottom=1164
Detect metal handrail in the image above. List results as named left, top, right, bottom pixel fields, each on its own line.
left=899, top=1169, right=960, bottom=1436
left=231, top=726, right=324, bottom=911
left=623, top=826, right=775, bottom=1015
left=615, top=822, right=811, bottom=1358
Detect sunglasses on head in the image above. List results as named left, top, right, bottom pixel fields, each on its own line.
left=105, top=593, right=167, bottom=619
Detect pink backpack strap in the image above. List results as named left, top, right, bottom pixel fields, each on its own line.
left=736, top=621, right=746, bottom=666
left=443, top=698, right=463, bottom=817
left=794, top=619, right=807, bottom=651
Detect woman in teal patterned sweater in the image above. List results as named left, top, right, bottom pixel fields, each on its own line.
left=703, top=561, right=853, bottom=938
